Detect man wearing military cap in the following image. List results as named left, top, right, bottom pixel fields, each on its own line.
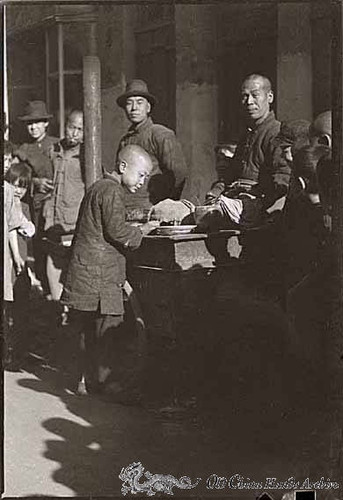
left=116, top=79, right=188, bottom=213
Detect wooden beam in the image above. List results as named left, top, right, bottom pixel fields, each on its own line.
left=3, top=0, right=317, bottom=3
left=3, top=5, right=9, bottom=140
left=57, top=23, right=64, bottom=139
left=45, top=28, right=50, bottom=110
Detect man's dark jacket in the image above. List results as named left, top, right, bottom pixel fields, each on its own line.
left=118, top=117, right=188, bottom=208
left=212, top=111, right=291, bottom=210
left=16, top=134, right=59, bottom=209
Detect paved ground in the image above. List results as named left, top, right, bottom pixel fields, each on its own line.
left=3, top=361, right=333, bottom=498
left=3, top=273, right=341, bottom=499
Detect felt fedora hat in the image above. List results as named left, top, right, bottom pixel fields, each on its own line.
left=116, top=80, right=157, bottom=108
left=18, top=101, right=53, bottom=121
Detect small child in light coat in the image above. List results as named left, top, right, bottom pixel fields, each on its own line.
left=4, top=162, right=35, bottom=369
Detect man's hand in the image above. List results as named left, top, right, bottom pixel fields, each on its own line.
left=33, top=177, right=54, bottom=194
left=139, top=221, right=160, bottom=236
left=265, top=196, right=286, bottom=214
left=205, top=182, right=225, bottom=205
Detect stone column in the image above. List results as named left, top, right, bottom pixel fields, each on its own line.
left=83, top=55, right=102, bottom=188
left=175, top=5, right=218, bottom=204
left=276, top=3, right=312, bottom=121
left=97, top=5, right=136, bottom=172
left=330, top=0, right=343, bottom=483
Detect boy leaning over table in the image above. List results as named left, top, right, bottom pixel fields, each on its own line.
left=61, top=144, right=156, bottom=395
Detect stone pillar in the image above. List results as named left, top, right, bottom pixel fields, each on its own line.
left=276, top=3, right=312, bottom=121
left=98, top=5, right=136, bottom=172
left=311, top=2, right=332, bottom=115
left=175, top=5, right=218, bottom=204
left=83, top=55, right=102, bottom=188
left=330, top=0, right=343, bottom=483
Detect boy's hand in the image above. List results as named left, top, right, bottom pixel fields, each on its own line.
left=14, top=256, right=25, bottom=276
left=139, top=221, right=159, bottom=236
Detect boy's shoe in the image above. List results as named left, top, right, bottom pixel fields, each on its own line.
left=76, top=379, right=88, bottom=396
left=55, top=304, right=69, bottom=327
left=60, top=306, right=69, bottom=327
left=75, top=377, right=104, bottom=396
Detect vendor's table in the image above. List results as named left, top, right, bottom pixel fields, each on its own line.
left=127, top=230, right=242, bottom=340
left=126, top=229, right=243, bottom=401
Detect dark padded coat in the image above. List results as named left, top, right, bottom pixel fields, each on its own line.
left=16, top=134, right=59, bottom=209
left=118, top=117, right=188, bottom=208
left=61, top=172, right=143, bottom=315
left=211, top=112, right=291, bottom=209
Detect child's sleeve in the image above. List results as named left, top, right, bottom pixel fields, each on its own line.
left=8, top=229, right=24, bottom=275
left=101, top=185, right=143, bottom=250
left=9, top=198, right=35, bottom=237
left=17, top=219, right=35, bottom=238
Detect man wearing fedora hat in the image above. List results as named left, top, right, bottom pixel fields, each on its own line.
left=16, top=101, right=58, bottom=193
left=117, top=79, right=188, bottom=212
left=15, top=100, right=58, bottom=291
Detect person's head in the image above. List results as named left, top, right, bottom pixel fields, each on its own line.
left=65, top=110, right=84, bottom=148
left=241, top=74, right=274, bottom=124
left=293, top=144, right=333, bottom=209
left=4, top=141, right=19, bottom=174
left=274, top=119, right=311, bottom=163
left=116, top=80, right=156, bottom=126
left=114, top=145, right=153, bottom=193
left=18, top=100, right=52, bottom=142
left=26, top=120, right=49, bottom=141
left=309, top=110, right=332, bottom=156
left=5, top=162, right=32, bottom=200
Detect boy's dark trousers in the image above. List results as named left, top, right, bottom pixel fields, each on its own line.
left=70, top=309, right=123, bottom=393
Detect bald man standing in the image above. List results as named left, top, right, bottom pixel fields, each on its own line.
left=61, top=145, right=155, bottom=394
left=206, top=74, right=291, bottom=228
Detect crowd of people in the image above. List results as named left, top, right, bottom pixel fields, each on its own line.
left=3, top=73, right=334, bottom=400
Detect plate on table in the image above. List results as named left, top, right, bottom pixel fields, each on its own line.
left=155, top=225, right=197, bottom=236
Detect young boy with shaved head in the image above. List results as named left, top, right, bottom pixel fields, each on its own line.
left=61, top=144, right=155, bottom=395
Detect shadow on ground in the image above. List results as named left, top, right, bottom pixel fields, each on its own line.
left=7, top=267, right=338, bottom=497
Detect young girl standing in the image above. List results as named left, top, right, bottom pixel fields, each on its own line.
left=4, top=162, right=35, bottom=369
